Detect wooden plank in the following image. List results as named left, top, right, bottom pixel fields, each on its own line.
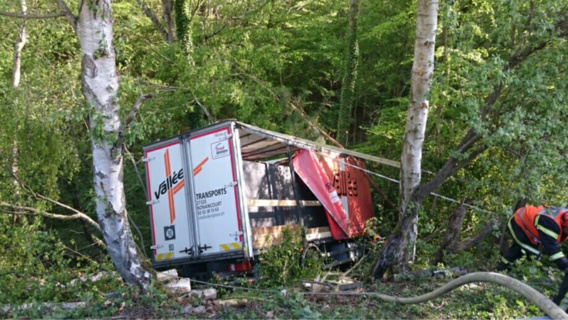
left=251, top=225, right=301, bottom=249
left=305, top=226, right=332, bottom=241
left=251, top=226, right=333, bottom=249
left=247, top=199, right=321, bottom=207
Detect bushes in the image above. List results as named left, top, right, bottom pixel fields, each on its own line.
left=0, top=216, right=122, bottom=305
left=257, top=227, right=325, bottom=288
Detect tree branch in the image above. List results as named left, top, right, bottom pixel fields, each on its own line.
left=0, top=201, right=100, bottom=232
left=418, top=145, right=487, bottom=202
left=191, top=92, right=215, bottom=123
left=115, top=93, right=153, bottom=149
left=289, top=100, right=343, bottom=148
left=10, top=175, right=103, bottom=237
left=54, top=0, right=77, bottom=33
left=456, top=129, right=482, bottom=153
left=449, top=218, right=500, bottom=253
left=0, top=10, right=65, bottom=19
left=135, top=0, right=169, bottom=43
left=232, top=68, right=342, bottom=147
left=123, top=93, right=153, bottom=131
left=205, top=0, right=269, bottom=40
left=429, top=13, right=566, bottom=195
left=141, top=37, right=173, bottom=63
left=188, top=0, right=203, bottom=24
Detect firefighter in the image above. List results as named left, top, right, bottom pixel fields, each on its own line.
left=497, top=205, right=568, bottom=310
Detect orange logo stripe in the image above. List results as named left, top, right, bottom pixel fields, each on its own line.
left=193, top=157, right=209, bottom=176
left=163, top=149, right=184, bottom=224
left=172, top=180, right=185, bottom=194
left=165, top=150, right=171, bottom=177
left=168, top=186, right=175, bottom=223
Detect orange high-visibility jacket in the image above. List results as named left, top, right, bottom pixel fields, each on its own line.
left=514, top=205, right=567, bottom=245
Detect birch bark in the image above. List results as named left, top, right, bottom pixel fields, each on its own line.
left=398, top=0, right=438, bottom=262
left=11, top=0, right=27, bottom=213
left=74, top=0, right=151, bottom=288
left=372, top=0, right=438, bottom=278
left=12, top=0, right=26, bottom=88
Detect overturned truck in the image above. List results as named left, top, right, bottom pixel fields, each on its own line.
left=144, top=120, right=391, bottom=278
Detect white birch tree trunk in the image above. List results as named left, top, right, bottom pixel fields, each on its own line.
left=74, top=0, right=151, bottom=289
left=372, top=0, right=438, bottom=278
left=11, top=0, right=27, bottom=213
left=399, top=0, right=439, bottom=262
left=12, top=0, right=26, bottom=88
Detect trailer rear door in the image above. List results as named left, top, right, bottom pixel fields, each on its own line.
left=188, top=126, right=244, bottom=257
left=144, top=138, right=194, bottom=264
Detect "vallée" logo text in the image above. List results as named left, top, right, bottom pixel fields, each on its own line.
left=154, top=168, right=184, bottom=200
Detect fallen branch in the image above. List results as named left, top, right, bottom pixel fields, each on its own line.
left=2, top=302, right=86, bottom=315
left=342, top=252, right=368, bottom=278
left=449, top=218, right=500, bottom=253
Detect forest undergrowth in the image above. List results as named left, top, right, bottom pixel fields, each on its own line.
left=1, top=224, right=561, bottom=319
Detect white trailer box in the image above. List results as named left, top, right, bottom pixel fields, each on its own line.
left=144, top=120, right=388, bottom=278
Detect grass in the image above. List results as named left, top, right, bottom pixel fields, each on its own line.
left=1, top=220, right=561, bottom=319
left=4, top=270, right=556, bottom=319
left=197, top=275, right=551, bottom=319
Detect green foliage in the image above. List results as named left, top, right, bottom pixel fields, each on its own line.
left=1, top=0, right=568, bottom=317
left=336, top=0, right=359, bottom=146
left=0, top=216, right=122, bottom=305
left=427, top=0, right=568, bottom=201
left=277, top=291, right=322, bottom=319
left=5, top=278, right=178, bottom=319
left=174, top=0, right=193, bottom=54
left=256, top=228, right=322, bottom=288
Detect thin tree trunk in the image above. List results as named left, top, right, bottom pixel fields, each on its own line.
left=434, top=203, right=467, bottom=262
left=372, top=0, right=438, bottom=279
left=175, top=0, right=194, bottom=55
left=12, top=0, right=26, bottom=88
left=162, top=0, right=174, bottom=43
left=337, top=0, right=359, bottom=147
left=11, top=0, right=27, bottom=223
left=136, top=0, right=170, bottom=42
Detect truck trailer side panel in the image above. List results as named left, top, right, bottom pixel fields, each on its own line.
left=144, top=139, right=194, bottom=263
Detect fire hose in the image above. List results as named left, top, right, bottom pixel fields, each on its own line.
left=302, top=272, right=568, bottom=320
left=193, top=272, right=568, bottom=319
